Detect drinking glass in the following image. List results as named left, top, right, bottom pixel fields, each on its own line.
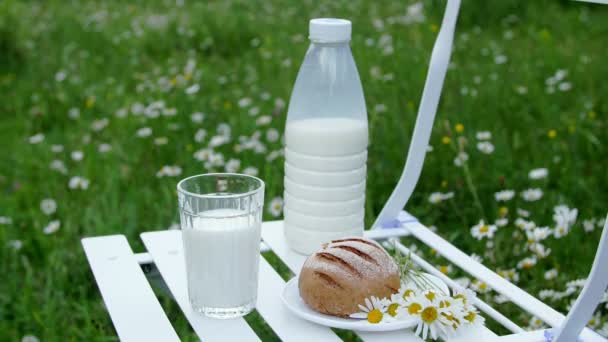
left=177, top=173, right=265, bottom=319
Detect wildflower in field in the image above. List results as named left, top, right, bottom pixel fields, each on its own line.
left=266, top=128, right=280, bottom=142
left=455, top=123, right=464, bottom=133
left=529, top=316, right=545, bottom=329
left=471, top=279, right=491, bottom=293
left=150, top=136, right=167, bottom=146
left=225, top=159, right=241, bottom=173
left=115, top=108, right=127, bottom=118
left=50, top=160, right=68, bottom=174
left=136, top=127, right=152, bottom=138
left=21, top=335, right=39, bottom=342
left=91, top=118, right=109, bottom=131
left=242, top=166, right=259, bottom=176
left=470, top=220, right=497, bottom=240
left=238, top=97, right=252, bottom=108
left=517, top=256, right=537, bottom=270
left=558, top=82, right=572, bottom=92
left=453, top=152, right=468, bottom=167
left=40, top=199, right=57, bottom=215
left=268, top=197, right=284, bottom=217
left=582, top=219, right=596, bottom=233
left=475, top=131, right=491, bottom=140
left=191, top=112, right=205, bottom=123
left=193, top=148, right=212, bottom=161
left=71, top=150, right=84, bottom=161
left=529, top=243, right=551, bottom=258
left=588, top=312, right=602, bottom=329
left=494, top=294, right=510, bottom=304
left=517, top=208, right=530, bottom=217
left=29, top=133, right=44, bottom=144
left=249, top=107, right=260, bottom=116
left=8, top=240, right=22, bottom=250
left=162, top=108, right=177, bottom=117
left=495, top=218, right=508, bottom=227
left=98, top=143, right=112, bottom=153
left=68, top=176, right=90, bottom=190
left=256, top=115, right=272, bottom=126
left=526, top=227, right=551, bottom=242
left=43, top=220, right=61, bottom=234
left=494, top=55, right=507, bottom=64
left=0, top=216, right=12, bottom=224
left=521, top=188, right=543, bottom=202
left=476, top=141, right=494, bottom=154
left=156, top=166, right=182, bottom=178
left=494, top=190, right=515, bottom=202
left=55, top=70, right=67, bottom=82
left=193, top=129, right=207, bottom=143
left=209, top=135, right=230, bottom=148
left=528, top=168, right=548, bottom=180
left=68, top=107, right=80, bottom=119
left=553, top=205, right=577, bottom=238
left=51, top=145, right=64, bottom=153
left=185, top=84, right=199, bottom=95
left=515, top=86, right=528, bottom=94
left=544, top=269, right=558, bottom=280
left=547, top=129, right=557, bottom=139
left=497, top=269, right=520, bottom=283
left=498, top=206, right=508, bottom=217
left=131, top=103, right=145, bottom=115
left=441, top=136, right=451, bottom=145
left=428, top=192, right=454, bottom=204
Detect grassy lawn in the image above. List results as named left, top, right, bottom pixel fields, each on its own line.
left=1, top=0, right=607, bottom=340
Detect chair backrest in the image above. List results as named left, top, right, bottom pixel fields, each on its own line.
left=372, top=0, right=461, bottom=229
left=554, top=214, right=608, bottom=341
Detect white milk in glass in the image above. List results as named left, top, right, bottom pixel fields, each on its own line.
left=182, top=209, right=261, bottom=309
left=284, top=18, right=368, bottom=254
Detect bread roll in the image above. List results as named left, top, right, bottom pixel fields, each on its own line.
left=298, top=237, right=400, bottom=317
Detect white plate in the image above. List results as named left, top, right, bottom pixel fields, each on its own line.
left=281, top=273, right=449, bottom=332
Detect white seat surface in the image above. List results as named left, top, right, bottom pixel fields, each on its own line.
left=81, top=235, right=180, bottom=342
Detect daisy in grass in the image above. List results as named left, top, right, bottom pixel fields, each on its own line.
left=494, top=190, right=515, bottom=202
left=470, top=220, right=497, bottom=240
left=350, top=296, right=387, bottom=323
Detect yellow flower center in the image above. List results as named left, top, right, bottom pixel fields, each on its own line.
left=387, top=303, right=399, bottom=317
left=439, top=300, right=451, bottom=308
left=439, top=266, right=449, bottom=274
left=547, top=129, right=557, bottom=139
left=454, top=294, right=466, bottom=303
left=403, top=289, right=415, bottom=299
left=408, top=303, right=422, bottom=315
left=455, top=123, right=464, bottom=133
left=479, top=225, right=489, bottom=233
left=499, top=206, right=509, bottom=217
left=464, top=311, right=476, bottom=323
left=479, top=282, right=488, bottom=290
left=441, top=136, right=451, bottom=145
left=367, top=309, right=383, bottom=324
left=425, top=291, right=436, bottom=301
left=441, top=312, right=460, bottom=326
left=421, top=307, right=438, bottom=323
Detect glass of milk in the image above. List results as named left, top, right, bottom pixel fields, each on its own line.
left=177, top=173, right=265, bottom=319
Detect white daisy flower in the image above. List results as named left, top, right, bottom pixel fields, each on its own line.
left=50, top=160, right=68, bottom=174
left=544, top=269, right=558, bottom=280
left=242, top=166, right=259, bottom=176
left=470, top=280, right=491, bottom=294
left=476, top=141, right=495, bottom=154
left=517, top=256, right=537, bottom=270
left=225, top=158, right=241, bottom=173
left=71, top=150, right=84, bottom=161
left=194, top=129, right=207, bottom=143
left=136, top=127, right=152, bottom=138
left=8, top=239, right=23, bottom=250
left=191, top=112, right=205, bottom=123
left=51, top=145, right=64, bottom=153
left=40, top=198, right=57, bottom=215
left=98, top=143, right=112, bottom=152
left=268, top=197, right=283, bottom=217
left=470, top=220, right=497, bottom=240
left=193, top=148, right=212, bottom=161
left=29, top=133, right=45, bottom=144
left=0, top=216, right=13, bottom=225
left=266, top=128, right=280, bottom=142
left=521, top=188, right=543, bottom=201
left=68, top=176, right=90, bottom=190
left=475, top=131, right=492, bottom=140
left=528, top=168, right=548, bottom=180
left=349, top=296, right=387, bottom=324
left=517, top=208, right=530, bottom=217
left=582, top=219, right=596, bottom=233
left=453, top=152, right=469, bottom=167
left=91, top=118, right=109, bottom=131
left=428, top=192, right=454, bottom=204
left=412, top=299, right=452, bottom=340
left=495, top=218, right=508, bottom=227
left=238, top=97, right=252, bottom=108
left=528, top=316, right=545, bottom=329
left=156, top=165, right=182, bottom=178
left=21, top=335, right=40, bottom=342
left=185, top=84, right=200, bottom=95
left=462, top=306, right=485, bottom=328
left=494, top=190, right=515, bottom=201
left=43, top=220, right=61, bottom=234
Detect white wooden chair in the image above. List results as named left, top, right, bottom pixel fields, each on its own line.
left=82, top=0, right=608, bottom=340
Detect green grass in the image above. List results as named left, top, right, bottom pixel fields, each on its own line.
left=1, top=0, right=607, bottom=340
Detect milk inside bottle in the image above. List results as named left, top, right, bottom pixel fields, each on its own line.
left=284, top=18, right=368, bottom=254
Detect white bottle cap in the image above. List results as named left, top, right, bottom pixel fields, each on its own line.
left=309, top=18, right=351, bottom=43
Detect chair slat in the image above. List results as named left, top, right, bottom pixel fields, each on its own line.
left=81, top=235, right=180, bottom=342
left=140, top=231, right=260, bottom=342
left=257, top=257, right=342, bottom=342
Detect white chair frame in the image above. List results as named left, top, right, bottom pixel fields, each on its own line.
left=81, top=0, right=608, bottom=340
